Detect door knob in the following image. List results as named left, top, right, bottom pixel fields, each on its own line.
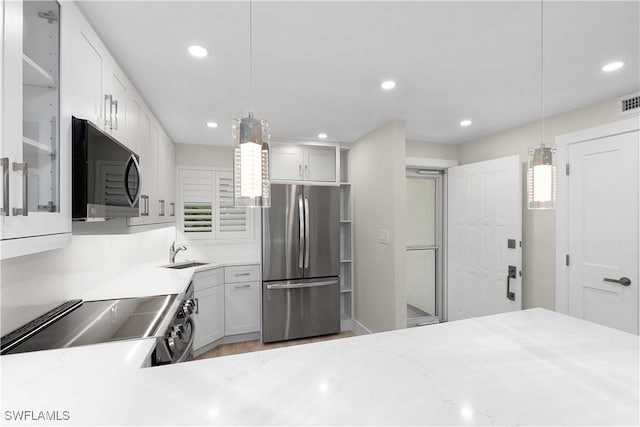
left=603, top=277, right=632, bottom=286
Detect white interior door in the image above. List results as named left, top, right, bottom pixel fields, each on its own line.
left=447, top=155, right=522, bottom=321
left=567, top=131, right=638, bottom=334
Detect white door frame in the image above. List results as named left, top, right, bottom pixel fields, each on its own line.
left=555, top=117, right=640, bottom=333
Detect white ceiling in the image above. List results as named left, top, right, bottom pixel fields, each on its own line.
left=76, top=1, right=639, bottom=146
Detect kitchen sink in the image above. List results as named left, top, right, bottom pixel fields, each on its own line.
left=162, top=261, right=210, bottom=269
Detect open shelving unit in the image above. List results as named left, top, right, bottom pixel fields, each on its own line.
left=339, top=147, right=354, bottom=331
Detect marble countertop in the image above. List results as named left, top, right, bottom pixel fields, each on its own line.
left=2, top=308, right=638, bottom=425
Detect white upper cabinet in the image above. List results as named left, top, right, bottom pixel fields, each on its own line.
left=270, top=143, right=340, bottom=185
left=70, top=30, right=102, bottom=126
left=102, top=64, right=128, bottom=147
left=62, top=1, right=175, bottom=228
left=305, top=147, right=336, bottom=182
left=66, top=3, right=134, bottom=153
left=270, top=145, right=304, bottom=181
left=1, top=0, right=72, bottom=259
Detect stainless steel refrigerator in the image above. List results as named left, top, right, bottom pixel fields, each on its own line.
left=262, top=184, right=340, bottom=343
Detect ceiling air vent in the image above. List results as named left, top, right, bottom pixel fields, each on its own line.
left=617, top=92, right=640, bottom=116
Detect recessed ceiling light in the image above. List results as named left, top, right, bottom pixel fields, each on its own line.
left=460, top=119, right=472, bottom=127
left=206, top=121, right=218, bottom=128
left=188, top=45, right=209, bottom=58
left=602, top=61, right=624, bottom=72
left=380, top=80, right=396, bottom=90
left=317, top=133, right=328, bottom=139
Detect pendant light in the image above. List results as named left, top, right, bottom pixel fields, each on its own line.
left=233, top=0, right=270, bottom=208
left=527, top=0, right=556, bottom=210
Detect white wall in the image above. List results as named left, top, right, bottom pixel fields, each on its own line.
left=1, top=227, right=175, bottom=335
left=350, top=121, right=407, bottom=332
left=174, top=143, right=261, bottom=263
left=458, top=95, right=639, bottom=310
left=406, top=140, right=459, bottom=161
left=175, top=143, right=233, bottom=169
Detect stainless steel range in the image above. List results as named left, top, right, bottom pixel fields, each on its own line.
left=1, top=283, right=196, bottom=366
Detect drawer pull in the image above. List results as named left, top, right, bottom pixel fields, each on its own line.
left=234, top=284, right=251, bottom=289
left=235, top=272, right=251, bottom=277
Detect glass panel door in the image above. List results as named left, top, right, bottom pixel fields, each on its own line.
left=406, top=170, right=442, bottom=326
left=22, top=0, right=60, bottom=214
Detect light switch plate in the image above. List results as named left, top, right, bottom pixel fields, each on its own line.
left=377, top=229, right=389, bottom=244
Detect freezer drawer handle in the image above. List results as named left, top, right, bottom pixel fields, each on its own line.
left=266, top=280, right=338, bottom=290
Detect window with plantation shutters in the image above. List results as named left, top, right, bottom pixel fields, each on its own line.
left=178, top=168, right=252, bottom=241
left=216, top=172, right=249, bottom=238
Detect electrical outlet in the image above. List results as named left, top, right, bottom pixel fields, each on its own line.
left=377, top=229, right=389, bottom=244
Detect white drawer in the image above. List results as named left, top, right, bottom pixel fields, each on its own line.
left=192, top=267, right=224, bottom=291
left=225, top=264, right=260, bottom=284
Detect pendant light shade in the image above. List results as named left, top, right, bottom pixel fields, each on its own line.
left=527, top=144, right=556, bottom=209
left=233, top=112, right=270, bottom=208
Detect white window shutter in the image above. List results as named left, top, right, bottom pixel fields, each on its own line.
left=215, top=171, right=251, bottom=239
left=179, top=169, right=214, bottom=239
left=178, top=168, right=253, bottom=242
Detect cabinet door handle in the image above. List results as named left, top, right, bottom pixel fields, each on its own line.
left=1, top=158, right=9, bottom=216
left=12, top=162, right=28, bottom=216
left=234, top=284, right=251, bottom=289
left=170, top=202, right=175, bottom=217
left=305, top=164, right=309, bottom=178
left=141, top=195, right=149, bottom=216
left=104, top=94, right=113, bottom=128
left=235, top=272, right=251, bottom=277
left=112, top=99, right=118, bottom=130
left=194, top=298, right=199, bottom=314
left=159, top=200, right=165, bottom=216
left=299, top=164, right=302, bottom=178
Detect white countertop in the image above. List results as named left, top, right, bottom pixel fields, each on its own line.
left=2, top=308, right=638, bottom=425
left=70, top=259, right=259, bottom=301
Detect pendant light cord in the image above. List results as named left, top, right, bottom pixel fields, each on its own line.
left=249, top=0, right=253, bottom=111
left=540, top=0, right=544, bottom=147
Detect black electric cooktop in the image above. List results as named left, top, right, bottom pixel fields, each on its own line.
left=1, top=294, right=177, bottom=355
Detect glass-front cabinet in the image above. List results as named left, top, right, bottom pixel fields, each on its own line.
left=1, top=0, right=71, bottom=259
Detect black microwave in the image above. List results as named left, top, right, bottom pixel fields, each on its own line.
left=72, top=116, right=141, bottom=220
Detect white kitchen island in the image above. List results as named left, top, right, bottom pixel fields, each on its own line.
left=2, top=308, right=638, bottom=426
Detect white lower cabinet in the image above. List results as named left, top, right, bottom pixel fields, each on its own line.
left=224, top=281, right=260, bottom=336
left=192, top=267, right=225, bottom=351
left=192, top=264, right=261, bottom=352
left=193, top=285, right=225, bottom=350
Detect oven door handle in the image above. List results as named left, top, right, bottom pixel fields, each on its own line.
left=175, top=317, right=195, bottom=364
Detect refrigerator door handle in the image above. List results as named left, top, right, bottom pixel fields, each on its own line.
left=298, top=194, right=304, bottom=269
left=304, top=196, right=310, bottom=269
left=266, top=280, right=338, bottom=290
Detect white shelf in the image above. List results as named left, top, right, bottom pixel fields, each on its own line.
left=23, top=136, right=54, bottom=154
left=23, top=54, right=56, bottom=88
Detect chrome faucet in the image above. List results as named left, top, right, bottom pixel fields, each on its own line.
left=169, top=241, right=187, bottom=263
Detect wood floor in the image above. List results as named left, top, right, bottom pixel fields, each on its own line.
left=195, top=331, right=355, bottom=360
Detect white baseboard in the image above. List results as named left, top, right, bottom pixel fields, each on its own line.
left=353, top=318, right=372, bottom=335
